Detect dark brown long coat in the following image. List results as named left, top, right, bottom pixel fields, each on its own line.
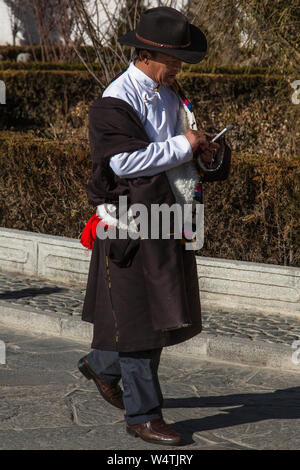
left=82, top=235, right=202, bottom=352
left=81, top=96, right=230, bottom=352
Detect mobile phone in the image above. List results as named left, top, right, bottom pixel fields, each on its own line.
left=211, top=124, right=234, bottom=142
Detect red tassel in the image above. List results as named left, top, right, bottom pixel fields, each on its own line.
left=80, top=214, right=100, bottom=250
left=80, top=213, right=116, bottom=250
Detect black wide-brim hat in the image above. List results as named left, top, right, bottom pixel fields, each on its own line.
left=118, top=6, right=207, bottom=64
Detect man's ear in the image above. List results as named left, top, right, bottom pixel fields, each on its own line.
left=140, top=49, right=153, bottom=64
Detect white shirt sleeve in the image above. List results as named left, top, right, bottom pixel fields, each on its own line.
left=109, top=134, right=193, bottom=178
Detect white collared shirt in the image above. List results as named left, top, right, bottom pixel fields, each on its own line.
left=102, top=61, right=193, bottom=178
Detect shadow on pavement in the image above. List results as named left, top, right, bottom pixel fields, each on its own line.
left=164, top=387, right=300, bottom=444
left=0, top=287, right=68, bottom=300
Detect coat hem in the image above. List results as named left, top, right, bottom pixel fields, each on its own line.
left=90, top=324, right=202, bottom=352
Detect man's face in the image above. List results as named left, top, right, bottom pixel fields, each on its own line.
left=148, top=52, right=182, bottom=86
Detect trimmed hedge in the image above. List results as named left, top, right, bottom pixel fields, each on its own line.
left=179, top=72, right=297, bottom=158
left=203, top=153, right=300, bottom=267
left=0, top=45, right=97, bottom=62
left=0, top=132, right=299, bottom=266
left=0, top=69, right=297, bottom=159
left=0, top=60, right=100, bottom=71
left=0, top=45, right=297, bottom=74
left=0, top=69, right=101, bottom=129
left=183, top=64, right=297, bottom=75
left=0, top=132, right=90, bottom=238
left=0, top=60, right=293, bottom=75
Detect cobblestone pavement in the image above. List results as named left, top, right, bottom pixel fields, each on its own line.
left=0, top=325, right=300, bottom=450
left=1, top=271, right=300, bottom=347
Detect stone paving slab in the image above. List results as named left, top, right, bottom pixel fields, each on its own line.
left=0, top=326, right=300, bottom=450
left=1, top=271, right=300, bottom=372
left=1, top=271, right=300, bottom=347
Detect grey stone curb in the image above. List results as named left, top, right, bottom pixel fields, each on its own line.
left=1, top=299, right=299, bottom=374
left=165, top=332, right=300, bottom=373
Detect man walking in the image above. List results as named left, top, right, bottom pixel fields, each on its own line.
left=79, top=6, right=230, bottom=446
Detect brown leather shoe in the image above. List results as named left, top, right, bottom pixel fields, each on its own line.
left=126, top=418, right=184, bottom=446
left=78, top=356, right=124, bottom=410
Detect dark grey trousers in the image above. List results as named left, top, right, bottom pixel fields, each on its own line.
left=86, top=348, right=163, bottom=425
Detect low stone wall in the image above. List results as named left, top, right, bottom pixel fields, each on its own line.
left=0, top=227, right=299, bottom=318
left=196, top=257, right=300, bottom=317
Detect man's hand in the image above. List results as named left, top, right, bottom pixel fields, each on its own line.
left=184, top=130, right=220, bottom=163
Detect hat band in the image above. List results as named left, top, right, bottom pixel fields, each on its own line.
left=136, top=32, right=191, bottom=49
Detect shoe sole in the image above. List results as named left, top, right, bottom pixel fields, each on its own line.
left=78, top=358, right=125, bottom=410
left=126, top=426, right=184, bottom=446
